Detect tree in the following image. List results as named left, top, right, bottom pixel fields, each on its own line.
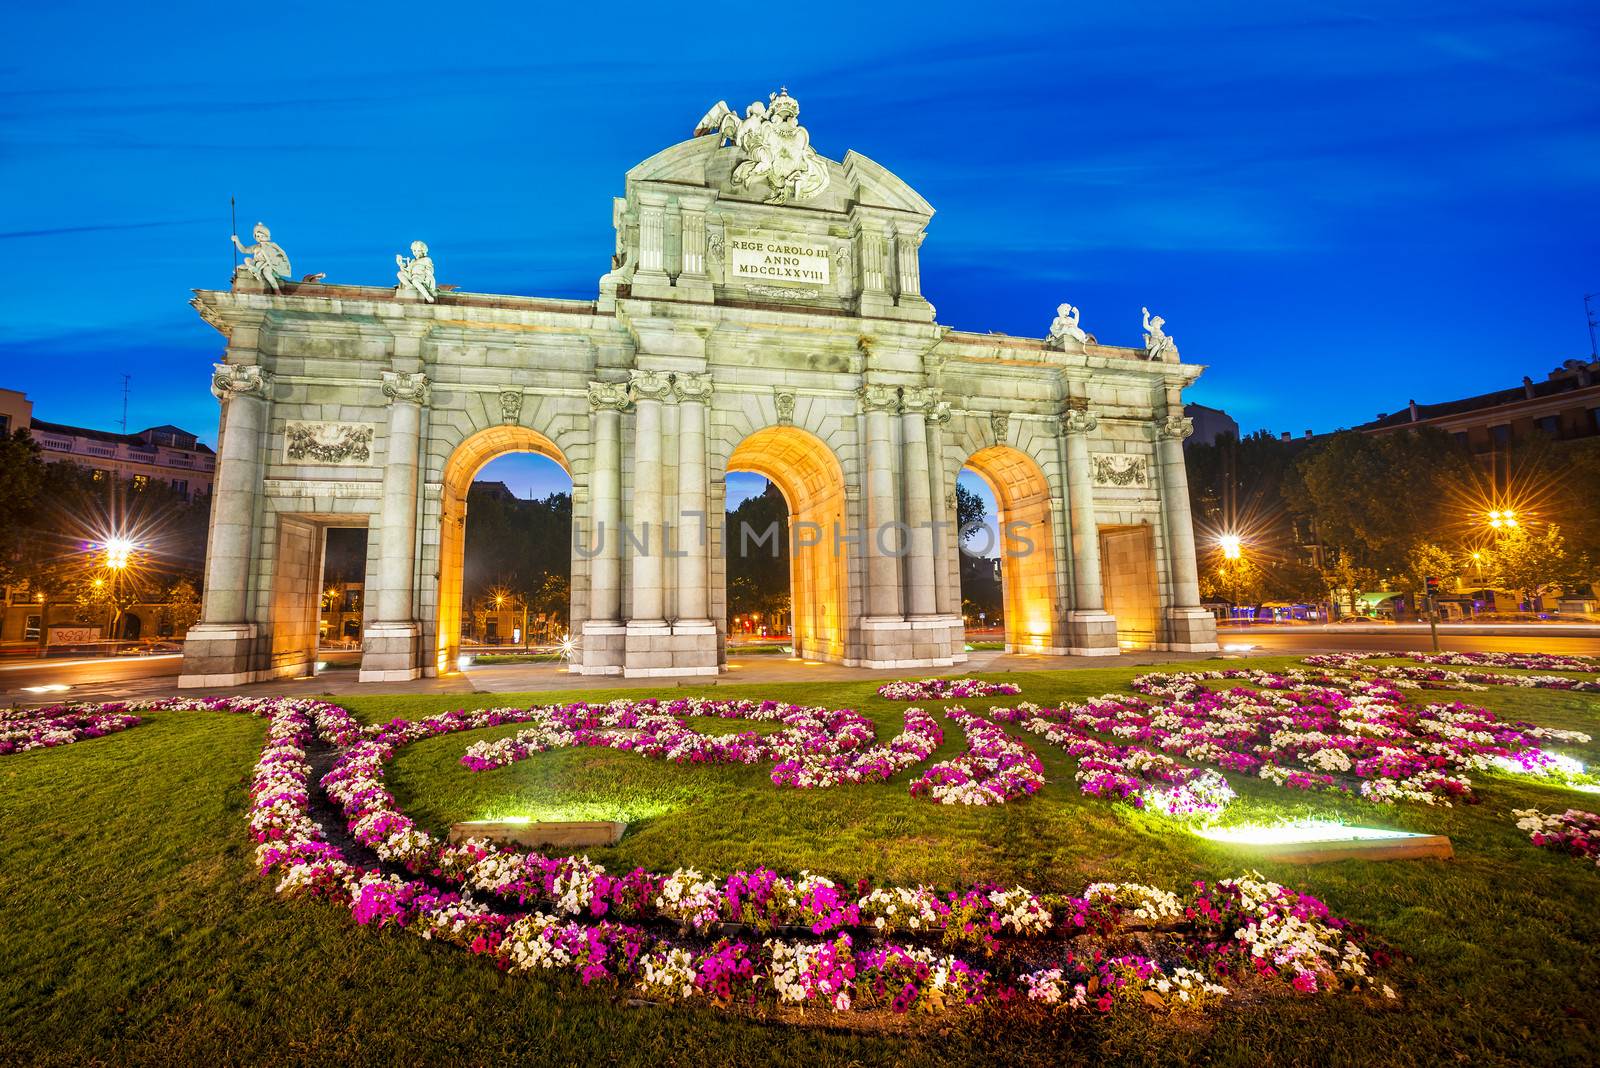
left=162, top=578, right=202, bottom=636
left=955, top=483, right=987, bottom=546
left=1286, top=428, right=1475, bottom=575
left=1319, top=551, right=1381, bottom=616
left=724, top=483, right=789, bottom=626
left=1393, top=542, right=1462, bottom=599
left=1485, top=525, right=1586, bottom=607
left=1198, top=552, right=1266, bottom=605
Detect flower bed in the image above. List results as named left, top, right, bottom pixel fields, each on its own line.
left=991, top=666, right=1594, bottom=813
left=1513, top=808, right=1600, bottom=868
left=1304, top=651, right=1600, bottom=686
left=459, top=698, right=876, bottom=773
left=98, top=694, right=1394, bottom=1018
left=0, top=703, right=142, bottom=756
left=908, top=707, right=1045, bottom=806
left=877, top=678, right=1022, bottom=701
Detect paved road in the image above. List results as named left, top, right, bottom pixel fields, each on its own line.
left=5, top=629, right=1596, bottom=706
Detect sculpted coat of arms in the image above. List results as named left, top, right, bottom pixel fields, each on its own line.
left=695, top=88, right=830, bottom=205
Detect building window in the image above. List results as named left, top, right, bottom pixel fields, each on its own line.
left=1453, top=431, right=1469, bottom=449
left=0, top=415, right=9, bottom=434
left=24, top=614, right=41, bottom=640
left=1590, top=408, right=1600, bottom=434
left=1490, top=424, right=1512, bottom=446
left=132, top=474, right=149, bottom=491
left=92, top=468, right=108, bottom=481
left=171, top=479, right=188, bottom=498
left=1536, top=415, right=1560, bottom=438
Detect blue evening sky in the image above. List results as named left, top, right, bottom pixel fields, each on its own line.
left=3, top=0, right=1597, bottom=515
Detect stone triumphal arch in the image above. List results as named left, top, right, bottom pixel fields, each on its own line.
left=179, top=89, right=1216, bottom=686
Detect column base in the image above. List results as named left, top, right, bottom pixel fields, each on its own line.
left=849, top=615, right=965, bottom=669
left=621, top=619, right=722, bottom=678
left=360, top=622, right=423, bottom=683
left=1063, top=611, right=1120, bottom=656
left=179, top=622, right=263, bottom=688
left=1161, top=607, right=1219, bottom=652
left=575, top=620, right=626, bottom=675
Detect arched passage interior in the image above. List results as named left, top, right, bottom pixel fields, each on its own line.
left=435, top=426, right=571, bottom=674
left=725, top=426, right=848, bottom=663
left=962, top=445, right=1060, bottom=652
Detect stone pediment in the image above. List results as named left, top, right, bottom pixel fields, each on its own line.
left=841, top=151, right=934, bottom=216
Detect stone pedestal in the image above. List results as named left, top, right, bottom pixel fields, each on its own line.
left=178, top=623, right=260, bottom=688
left=576, top=620, right=626, bottom=675
left=1063, top=610, right=1120, bottom=656
left=1163, top=607, right=1219, bottom=652
left=360, top=622, right=423, bottom=682
left=854, top=616, right=963, bottom=669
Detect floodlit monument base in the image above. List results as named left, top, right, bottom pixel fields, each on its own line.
left=178, top=89, right=1215, bottom=688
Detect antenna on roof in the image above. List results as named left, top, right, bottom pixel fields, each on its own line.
left=1585, top=292, right=1598, bottom=360
left=120, top=374, right=131, bottom=434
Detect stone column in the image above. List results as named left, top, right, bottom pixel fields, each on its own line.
left=1156, top=413, right=1201, bottom=607
left=926, top=400, right=959, bottom=618
left=673, top=373, right=713, bottom=624
left=1158, top=415, right=1216, bottom=652
left=360, top=370, right=428, bottom=682
left=587, top=381, right=629, bottom=621
left=1060, top=407, right=1118, bottom=655
left=899, top=388, right=938, bottom=618
left=859, top=384, right=903, bottom=621
left=180, top=363, right=272, bottom=688
left=1156, top=411, right=1216, bottom=649
left=628, top=369, right=672, bottom=627
left=200, top=363, right=271, bottom=625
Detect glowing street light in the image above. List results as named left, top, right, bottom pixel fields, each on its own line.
left=1218, top=534, right=1243, bottom=561
left=1487, top=510, right=1519, bottom=531
left=102, top=536, right=137, bottom=570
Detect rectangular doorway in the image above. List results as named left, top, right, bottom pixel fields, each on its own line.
left=1099, top=524, right=1159, bottom=649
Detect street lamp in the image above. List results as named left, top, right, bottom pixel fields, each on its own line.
left=1218, top=534, right=1243, bottom=561
left=1487, top=509, right=1519, bottom=531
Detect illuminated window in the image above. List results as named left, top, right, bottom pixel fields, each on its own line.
left=132, top=475, right=149, bottom=490
left=23, top=614, right=41, bottom=640
left=92, top=468, right=108, bottom=481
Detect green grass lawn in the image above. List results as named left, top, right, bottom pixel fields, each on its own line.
left=2, top=657, right=1598, bottom=1066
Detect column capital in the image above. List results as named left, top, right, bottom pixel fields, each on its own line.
left=900, top=386, right=940, bottom=415
left=928, top=399, right=952, bottom=426
left=629, top=368, right=673, bottom=402
left=671, top=371, right=713, bottom=403
left=1060, top=407, right=1099, bottom=435
left=858, top=383, right=899, bottom=413
left=211, top=362, right=272, bottom=402
left=381, top=370, right=430, bottom=406
left=587, top=380, right=632, bottom=412
left=1157, top=414, right=1194, bottom=441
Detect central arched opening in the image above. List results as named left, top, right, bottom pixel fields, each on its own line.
left=436, top=427, right=572, bottom=674
left=724, top=426, right=848, bottom=663
left=961, top=445, right=1060, bottom=653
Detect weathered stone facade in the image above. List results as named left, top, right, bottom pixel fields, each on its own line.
left=179, top=97, right=1216, bottom=686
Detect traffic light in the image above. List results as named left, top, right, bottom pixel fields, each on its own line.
left=1425, top=575, right=1440, bottom=595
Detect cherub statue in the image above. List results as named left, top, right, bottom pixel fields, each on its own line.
left=1142, top=306, right=1176, bottom=362
left=1046, top=302, right=1090, bottom=348
left=231, top=222, right=291, bottom=294
left=396, top=240, right=437, bottom=302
